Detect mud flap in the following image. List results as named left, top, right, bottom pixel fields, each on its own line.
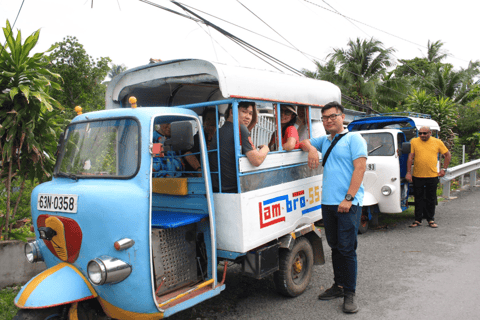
left=15, top=262, right=97, bottom=308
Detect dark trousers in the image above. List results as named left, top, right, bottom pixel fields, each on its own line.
left=413, top=177, right=439, bottom=223
left=322, top=204, right=362, bottom=293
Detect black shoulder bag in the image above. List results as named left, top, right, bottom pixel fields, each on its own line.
left=322, top=133, right=347, bottom=167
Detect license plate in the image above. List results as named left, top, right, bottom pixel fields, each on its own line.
left=37, top=194, right=78, bottom=213
left=366, top=163, right=376, bottom=171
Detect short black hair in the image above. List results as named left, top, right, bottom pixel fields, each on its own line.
left=202, top=107, right=216, bottom=120
left=225, top=101, right=256, bottom=120
left=322, top=101, right=344, bottom=114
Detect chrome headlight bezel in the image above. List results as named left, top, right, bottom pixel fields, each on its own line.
left=381, top=185, right=393, bottom=196
left=25, top=241, right=43, bottom=263
left=87, top=256, right=132, bottom=286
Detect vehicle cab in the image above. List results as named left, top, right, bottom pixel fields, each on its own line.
left=347, top=113, right=441, bottom=233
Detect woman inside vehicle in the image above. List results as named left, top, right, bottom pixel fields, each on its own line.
left=269, top=104, right=300, bottom=151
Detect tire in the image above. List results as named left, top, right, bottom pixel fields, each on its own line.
left=358, top=213, right=369, bottom=234
left=274, top=237, right=314, bottom=297
left=13, top=306, right=64, bottom=320
left=73, top=300, right=110, bottom=320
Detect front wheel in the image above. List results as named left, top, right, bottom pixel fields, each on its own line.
left=13, top=306, right=64, bottom=320
left=274, top=237, right=314, bottom=297
left=358, top=213, right=369, bottom=234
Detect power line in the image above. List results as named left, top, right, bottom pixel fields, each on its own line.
left=236, top=0, right=314, bottom=64
left=1, top=0, right=26, bottom=56
left=171, top=1, right=305, bottom=76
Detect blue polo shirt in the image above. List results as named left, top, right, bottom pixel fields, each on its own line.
left=310, top=131, right=367, bottom=206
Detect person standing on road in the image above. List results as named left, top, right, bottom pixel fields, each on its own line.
left=406, top=126, right=451, bottom=228
left=300, top=101, right=367, bottom=314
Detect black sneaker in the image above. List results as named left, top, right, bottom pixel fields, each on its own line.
left=343, top=291, right=359, bottom=313
left=318, top=284, right=344, bottom=300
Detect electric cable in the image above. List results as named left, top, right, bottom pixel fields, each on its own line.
left=236, top=0, right=314, bottom=64
left=1, top=0, right=26, bottom=56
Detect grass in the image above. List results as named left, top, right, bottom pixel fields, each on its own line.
left=0, top=286, right=20, bottom=320
left=372, top=206, right=415, bottom=230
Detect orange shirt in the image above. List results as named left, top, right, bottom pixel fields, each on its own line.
left=411, top=137, right=448, bottom=178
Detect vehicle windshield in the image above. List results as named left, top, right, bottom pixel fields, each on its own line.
left=361, top=132, right=395, bottom=156
left=55, top=118, right=140, bottom=178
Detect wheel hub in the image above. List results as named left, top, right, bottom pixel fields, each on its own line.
left=293, top=257, right=303, bottom=273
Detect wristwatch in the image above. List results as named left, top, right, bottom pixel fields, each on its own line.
left=345, top=194, right=354, bottom=201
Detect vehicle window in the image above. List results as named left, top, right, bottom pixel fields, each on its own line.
left=55, top=118, right=140, bottom=178
left=361, top=132, right=395, bottom=156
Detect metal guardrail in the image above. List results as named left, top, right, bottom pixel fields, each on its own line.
left=440, top=159, right=480, bottom=198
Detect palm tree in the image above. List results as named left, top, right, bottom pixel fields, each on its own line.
left=328, top=37, right=395, bottom=107
left=426, top=40, right=448, bottom=63
left=107, top=63, right=127, bottom=80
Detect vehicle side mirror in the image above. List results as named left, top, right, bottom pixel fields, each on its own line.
left=164, top=121, right=194, bottom=151
left=401, top=142, right=411, bottom=155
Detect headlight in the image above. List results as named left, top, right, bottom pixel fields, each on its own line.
left=25, top=241, right=43, bottom=263
left=87, top=256, right=131, bottom=285
left=381, top=185, right=392, bottom=196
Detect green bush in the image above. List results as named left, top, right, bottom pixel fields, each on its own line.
left=0, top=180, right=38, bottom=241
left=0, top=286, right=20, bottom=320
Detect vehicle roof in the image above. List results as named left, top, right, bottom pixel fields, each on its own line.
left=105, top=59, right=341, bottom=109
left=347, top=115, right=440, bottom=131
left=70, top=106, right=199, bottom=124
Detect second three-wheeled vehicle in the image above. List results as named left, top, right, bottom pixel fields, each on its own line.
left=347, top=113, right=441, bottom=233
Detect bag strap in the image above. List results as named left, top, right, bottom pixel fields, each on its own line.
left=322, top=133, right=347, bottom=167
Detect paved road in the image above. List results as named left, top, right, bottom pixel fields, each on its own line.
left=171, top=184, right=480, bottom=320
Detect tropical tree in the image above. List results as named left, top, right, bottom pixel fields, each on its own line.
left=303, top=38, right=396, bottom=111
left=426, top=40, right=448, bottom=63
left=108, top=63, right=127, bottom=80
left=327, top=38, right=395, bottom=106
left=0, top=20, right=64, bottom=240
left=103, top=63, right=127, bottom=86
left=48, top=36, right=111, bottom=118
left=404, top=90, right=457, bottom=149
left=373, top=70, right=411, bottom=112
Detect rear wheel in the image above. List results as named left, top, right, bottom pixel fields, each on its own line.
left=274, top=237, right=314, bottom=297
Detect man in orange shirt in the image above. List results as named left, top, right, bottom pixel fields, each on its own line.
left=406, top=126, right=451, bottom=228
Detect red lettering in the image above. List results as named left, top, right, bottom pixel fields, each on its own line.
left=272, top=204, right=281, bottom=217
left=292, top=190, right=305, bottom=197
left=264, top=206, right=271, bottom=220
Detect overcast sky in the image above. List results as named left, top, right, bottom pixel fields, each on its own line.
left=1, top=0, right=478, bottom=76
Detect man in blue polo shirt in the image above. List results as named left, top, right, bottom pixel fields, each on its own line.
left=300, top=101, right=367, bottom=314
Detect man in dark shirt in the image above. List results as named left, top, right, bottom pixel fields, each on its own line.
left=209, top=102, right=269, bottom=192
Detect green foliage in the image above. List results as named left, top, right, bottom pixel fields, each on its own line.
left=394, top=57, right=434, bottom=78
left=107, top=63, right=127, bottom=80
left=303, top=37, right=395, bottom=110
left=0, top=180, right=38, bottom=241
left=449, top=136, right=467, bottom=167
left=0, top=20, right=64, bottom=240
left=0, top=286, right=20, bottom=320
left=404, top=90, right=457, bottom=149
left=47, top=36, right=111, bottom=119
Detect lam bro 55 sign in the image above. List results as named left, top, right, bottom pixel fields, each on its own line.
left=37, top=194, right=78, bottom=213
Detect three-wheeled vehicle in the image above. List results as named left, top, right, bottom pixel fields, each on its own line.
left=347, top=113, right=441, bottom=233
left=15, top=59, right=341, bottom=319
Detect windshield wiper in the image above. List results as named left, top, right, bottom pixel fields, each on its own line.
left=54, top=172, right=78, bottom=181
left=368, top=145, right=383, bottom=155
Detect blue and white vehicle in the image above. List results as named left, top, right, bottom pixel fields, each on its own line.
left=347, top=113, right=441, bottom=233
left=15, top=59, right=342, bottom=319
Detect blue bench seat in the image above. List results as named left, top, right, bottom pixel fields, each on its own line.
left=152, top=210, right=208, bottom=229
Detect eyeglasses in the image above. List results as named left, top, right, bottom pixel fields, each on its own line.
left=321, top=113, right=342, bottom=121
left=418, top=132, right=430, bottom=135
